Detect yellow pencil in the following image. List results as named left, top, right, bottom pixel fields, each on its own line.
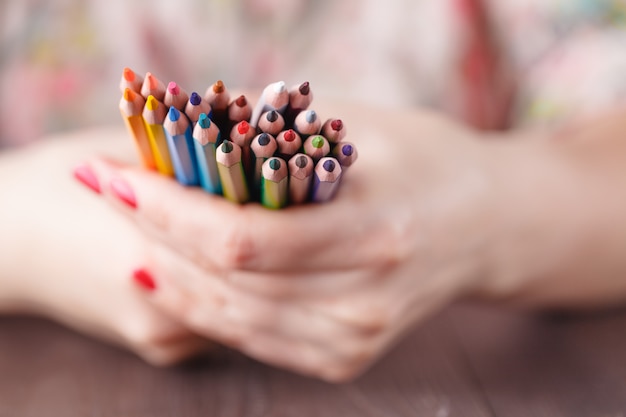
left=142, top=95, right=174, bottom=176
left=120, top=88, right=157, bottom=170
left=216, top=140, right=249, bottom=204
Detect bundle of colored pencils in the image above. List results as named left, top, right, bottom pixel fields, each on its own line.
left=119, top=68, right=358, bottom=209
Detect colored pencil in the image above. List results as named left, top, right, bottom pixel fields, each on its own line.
left=311, top=157, right=342, bottom=203
left=142, top=95, right=175, bottom=176
left=193, top=113, right=222, bottom=194
left=164, top=81, right=189, bottom=111
left=140, top=72, right=166, bottom=101
left=119, top=67, right=143, bottom=94
left=163, top=107, right=199, bottom=186
left=260, top=157, right=289, bottom=209
left=293, top=110, right=321, bottom=138
left=321, top=118, right=347, bottom=144
left=250, top=132, right=278, bottom=195
left=333, top=141, right=358, bottom=169
left=216, top=140, right=249, bottom=204
left=228, top=95, right=252, bottom=126
left=229, top=120, right=256, bottom=178
left=275, top=129, right=302, bottom=160
left=284, top=81, right=313, bottom=125
left=257, top=110, right=286, bottom=136
left=303, top=134, right=330, bottom=162
left=288, top=153, right=314, bottom=205
left=250, top=81, right=289, bottom=127
left=120, top=88, right=157, bottom=170
left=184, top=92, right=212, bottom=125
left=204, top=80, right=230, bottom=132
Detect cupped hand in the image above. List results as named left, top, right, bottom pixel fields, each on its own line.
left=82, top=101, right=498, bottom=381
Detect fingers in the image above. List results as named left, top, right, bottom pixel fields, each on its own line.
left=83, top=157, right=388, bottom=274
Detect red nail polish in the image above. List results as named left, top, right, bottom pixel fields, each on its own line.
left=110, top=178, right=137, bottom=209
left=73, top=164, right=101, bottom=194
left=132, top=268, right=156, bottom=291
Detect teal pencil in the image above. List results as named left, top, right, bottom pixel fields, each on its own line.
left=192, top=113, right=222, bottom=194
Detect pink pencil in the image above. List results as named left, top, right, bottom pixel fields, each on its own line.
left=164, top=81, right=189, bottom=111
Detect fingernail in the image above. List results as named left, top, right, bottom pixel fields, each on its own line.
left=73, top=164, right=101, bottom=194
left=132, top=268, right=157, bottom=291
left=110, top=178, right=137, bottom=209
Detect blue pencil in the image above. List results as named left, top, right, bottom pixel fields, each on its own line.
left=163, top=107, right=199, bottom=186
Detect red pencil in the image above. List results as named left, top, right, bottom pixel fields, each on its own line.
left=228, top=95, right=252, bottom=126
left=321, top=118, right=347, bottom=144
left=275, top=129, right=302, bottom=160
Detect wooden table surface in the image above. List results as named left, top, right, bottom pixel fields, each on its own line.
left=1, top=304, right=625, bottom=416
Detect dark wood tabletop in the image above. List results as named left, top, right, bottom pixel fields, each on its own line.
left=1, top=303, right=625, bottom=416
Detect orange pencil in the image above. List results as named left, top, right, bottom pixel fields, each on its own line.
left=119, top=67, right=143, bottom=94
left=303, top=135, right=330, bottom=163
left=204, top=80, right=231, bottom=131
left=275, top=129, right=302, bottom=160
left=120, top=88, right=156, bottom=170
left=311, top=157, right=343, bottom=203
left=257, top=110, right=285, bottom=136
left=164, top=81, right=189, bottom=111
left=288, top=153, right=314, bottom=205
left=140, top=72, right=166, bottom=101
left=184, top=92, right=212, bottom=125
left=321, top=118, right=347, bottom=144
left=293, top=110, right=322, bottom=139
left=250, top=81, right=289, bottom=127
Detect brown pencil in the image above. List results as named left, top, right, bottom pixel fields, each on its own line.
left=216, top=140, right=249, bottom=204
left=321, top=118, right=347, bottom=144
left=140, top=72, right=166, bottom=101
left=164, top=81, right=189, bottom=111
left=119, top=67, right=143, bottom=94
left=120, top=88, right=156, bottom=170
left=275, top=129, right=302, bottom=160
left=284, top=81, right=313, bottom=125
left=293, top=110, right=322, bottom=139
left=288, top=153, right=314, bottom=205
left=257, top=110, right=286, bottom=136
left=303, top=134, right=330, bottom=162
left=228, top=95, right=252, bottom=126
left=311, top=157, right=343, bottom=203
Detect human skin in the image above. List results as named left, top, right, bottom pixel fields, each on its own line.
left=3, top=98, right=626, bottom=381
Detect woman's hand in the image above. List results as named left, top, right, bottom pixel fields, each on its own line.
left=82, top=101, right=500, bottom=382
left=0, top=130, right=211, bottom=366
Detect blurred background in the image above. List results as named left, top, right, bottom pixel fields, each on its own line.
left=2, top=0, right=626, bottom=146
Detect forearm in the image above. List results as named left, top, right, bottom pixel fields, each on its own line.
left=479, top=107, right=626, bottom=308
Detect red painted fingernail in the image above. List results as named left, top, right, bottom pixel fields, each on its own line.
left=132, top=268, right=157, bottom=291
left=73, top=164, right=101, bottom=194
left=110, top=178, right=137, bottom=209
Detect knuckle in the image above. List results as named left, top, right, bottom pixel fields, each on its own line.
left=320, top=363, right=364, bottom=383
left=217, top=212, right=257, bottom=270
left=332, top=300, right=390, bottom=335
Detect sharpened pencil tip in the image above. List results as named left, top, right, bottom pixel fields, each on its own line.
left=198, top=113, right=211, bottom=129
left=323, top=160, right=336, bottom=172
left=123, top=87, right=135, bottom=101
left=190, top=92, right=201, bottom=106
left=235, top=95, right=247, bottom=107
left=258, top=133, right=271, bottom=146
left=123, top=67, right=135, bottom=82
left=146, top=73, right=158, bottom=90
left=299, top=81, right=310, bottom=95
left=273, top=81, right=286, bottom=93
left=167, top=81, right=180, bottom=95
left=284, top=130, right=296, bottom=142
left=305, top=110, right=317, bottom=123
left=342, top=144, right=353, bottom=156
left=146, top=95, right=159, bottom=111
left=213, top=80, right=225, bottom=93
left=296, top=155, right=308, bottom=168
left=221, top=140, right=234, bottom=153
left=237, top=121, right=250, bottom=135
left=269, top=158, right=281, bottom=170
left=330, top=119, right=343, bottom=131
left=266, top=110, right=278, bottom=122
left=168, top=107, right=181, bottom=122
left=311, top=136, right=324, bottom=149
